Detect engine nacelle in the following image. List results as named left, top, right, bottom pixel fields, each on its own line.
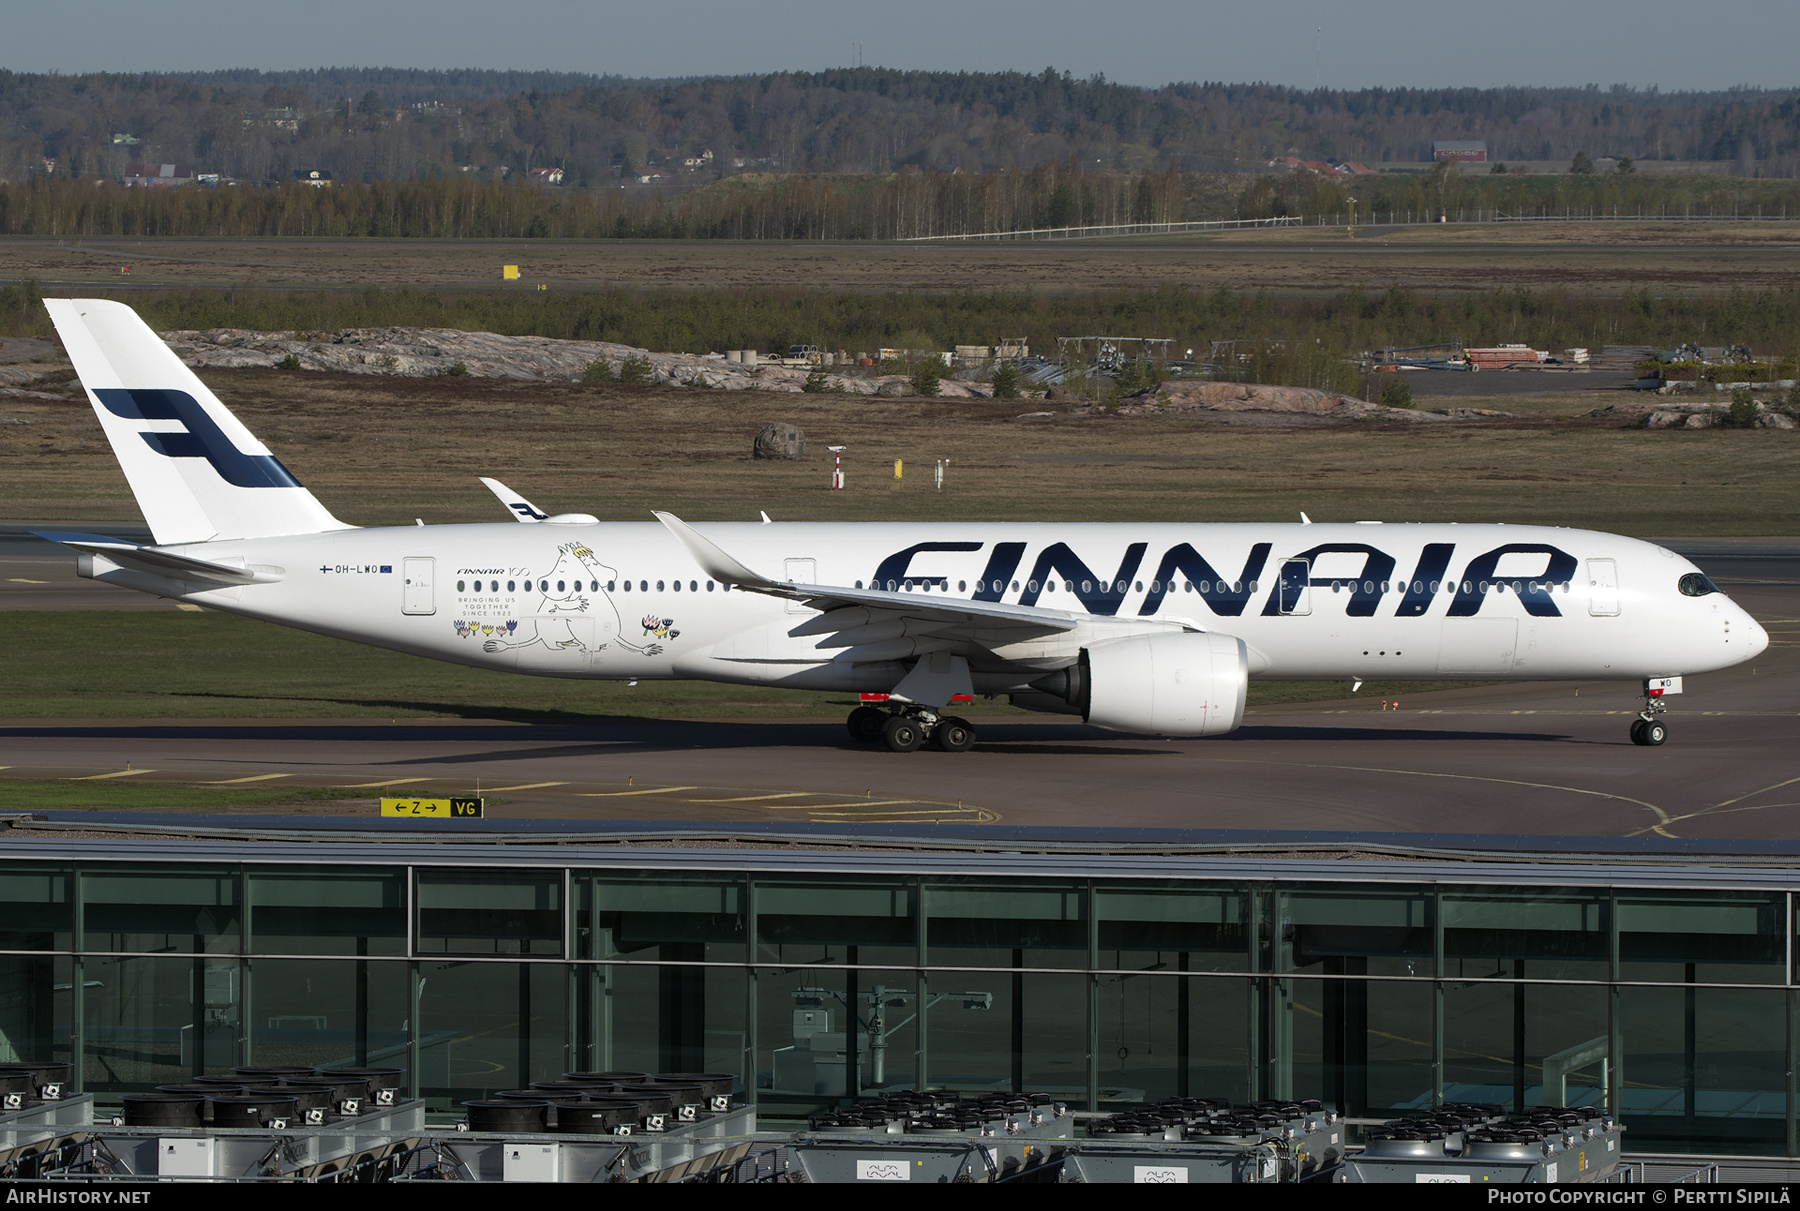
left=1035, top=632, right=1248, bottom=737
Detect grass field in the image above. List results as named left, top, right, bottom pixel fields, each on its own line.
left=3, top=366, right=1795, bottom=536
left=5, top=222, right=1800, bottom=297
left=0, top=611, right=1480, bottom=720
left=0, top=778, right=371, bottom=810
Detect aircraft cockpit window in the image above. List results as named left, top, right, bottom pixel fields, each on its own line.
left=1679, top=572, right=1720, bottom=597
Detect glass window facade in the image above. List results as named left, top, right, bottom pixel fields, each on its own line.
left=1, top=854, right=1797, bottom=1154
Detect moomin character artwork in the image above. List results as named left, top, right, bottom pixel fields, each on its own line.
left=479, top=541, right=667, bottom=659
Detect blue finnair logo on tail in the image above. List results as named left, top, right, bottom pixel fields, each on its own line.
left=95, top=389, right=302, bottom=489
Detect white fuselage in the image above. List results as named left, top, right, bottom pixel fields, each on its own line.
left=90, top=521, right=1767, bottom=694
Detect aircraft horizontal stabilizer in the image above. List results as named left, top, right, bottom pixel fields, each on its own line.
left=33, top=531, right=282, bottom=586
left=479, top=477, right=547, bottom=523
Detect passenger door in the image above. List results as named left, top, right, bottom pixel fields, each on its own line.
left=402, top=557, right=435, bottom=615
left=1586, top=559, right=1620, bottom=617
left=784, top=558, right=816, bottom=613
left=1276, top=559, right=1312, bottom=616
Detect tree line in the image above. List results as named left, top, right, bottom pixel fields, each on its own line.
left=2, top=68, right=1797, bottom=190
left=3, top=167, right=1797, bottom=242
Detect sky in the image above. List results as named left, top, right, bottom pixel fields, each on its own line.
left=3, top=0, right=1796, bottom=92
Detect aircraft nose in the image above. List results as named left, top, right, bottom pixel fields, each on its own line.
left=1741, top=609, right=1770, bottom=659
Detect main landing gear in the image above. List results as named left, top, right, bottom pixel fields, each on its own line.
left=846, top=705, right=976, bottom=753
left=1629, top=683, right=1669, bottom=747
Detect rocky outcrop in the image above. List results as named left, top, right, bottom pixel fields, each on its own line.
left=158, top=326, right=993, bottom=397
left=1115, top=380, right=1467, bottom=422
left=753, top=422, right=806, bottom=460
left=1595, top=400, right=1800, bottom=430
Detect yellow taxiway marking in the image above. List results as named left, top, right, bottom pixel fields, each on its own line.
left=806, top=807, right=992, bottom=818
left=690, top=791, right=819, bottom=803
left=175, top=604, right=204, bottom=612
left=341, top=777, right=431, bottom=788
left=808, top=810, right=1001, bottom=823
left=77, top=769, right=155, bottom=780
left=482, top=781, right=569, bottom=792
left=5, top=578, right=48, bottom=584
left=204, top=773, right=291, bottom=784
left=759, top=800, right=918, bottom=810
left=578, top=786, right=702, bottom=797
left=1213, top=757, right=1679, bottom=838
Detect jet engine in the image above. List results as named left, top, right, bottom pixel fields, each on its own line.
left=1028, top=631, right=1248, bottom=737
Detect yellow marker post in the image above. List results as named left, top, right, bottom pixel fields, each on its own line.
left=380, top=797, right=484, bottom=818
left=893, top=459, right=903, bottom=480
left=502, top=265, right=520, bottom=281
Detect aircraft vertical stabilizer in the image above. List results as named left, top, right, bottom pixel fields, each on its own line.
left=44, top=298, right=350, bottom=544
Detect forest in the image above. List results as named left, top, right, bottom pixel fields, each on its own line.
left=3, top=165, right=1798, bottom=242
left=3, top=67, right=1798, bottom=188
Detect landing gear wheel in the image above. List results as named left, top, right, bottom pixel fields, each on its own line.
left=881, top=714, right=925, bottom=753
left=1629, top=719, right=1647, bottom=746
left=1642, top=719, right=1667, bottom=746
left=933, top=716, right=976, bottom=752
left=847, top=706, right=886, bottom=744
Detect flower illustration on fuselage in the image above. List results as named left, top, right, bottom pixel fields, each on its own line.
left=640, top=614, right=680, bottom=640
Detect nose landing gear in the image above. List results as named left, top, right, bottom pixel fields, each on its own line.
left=846, top=705, right=977, bottom=753
left=1629, top=678, right=1675, bottom=746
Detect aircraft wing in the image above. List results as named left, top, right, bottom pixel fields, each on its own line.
left=33, top=531, right=283, bottom=586
left=656, top=510, right=1094, bottom=664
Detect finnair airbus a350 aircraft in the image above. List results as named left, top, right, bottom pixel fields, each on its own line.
left=40, top=299, right=1767, bottom=752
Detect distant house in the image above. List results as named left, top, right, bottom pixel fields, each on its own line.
left=681, top=149, right=714, bottom=169
left=1339, top=161, right=1377, bottom=175
left=527, top=166, right=564, bottom=185
left=241, top=109, right=305, bottom=131
left=123, top=162, right=196, bottom=187
left=293, top=169, right=333, bottom=188
left=1274, top=157, right=1339, bottom=174
left=636, top=168, right=668, bottom=184
left=1432, top=141, right=1488, bottom=162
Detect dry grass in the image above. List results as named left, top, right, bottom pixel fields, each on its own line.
left=4, top=368, right=1795, bottom=536
left=6, top=222, right=1799, bottom=296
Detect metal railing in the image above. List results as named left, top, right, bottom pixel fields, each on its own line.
left=901, top=216, right=1300, bottom=242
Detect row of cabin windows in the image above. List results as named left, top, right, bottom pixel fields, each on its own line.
left=456, top=576, right=1574, bottom=598
left=457, top=578, right=721, bottom=594
left=848, top=578, right=1577, bottom=596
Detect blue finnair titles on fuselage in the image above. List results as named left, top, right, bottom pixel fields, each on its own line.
left=138, top=521, right=1761, bottom=693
